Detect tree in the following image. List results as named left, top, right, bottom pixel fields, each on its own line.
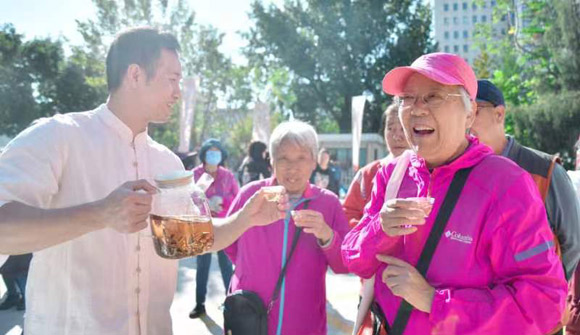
left=511, top=91, right=580, bottom=169
left=0, top=24, right=102, bottom=136
left=244, top=0, right=436, bottom=133
left=75, top=0, right=254, bottom=156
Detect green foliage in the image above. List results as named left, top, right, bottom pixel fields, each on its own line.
left=244, top=0, right=436, bottom=133
left=473, top=0, right=580, bottom=159
left=511, top=91, right=580, bottom=169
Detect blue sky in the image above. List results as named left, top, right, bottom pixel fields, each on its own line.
left=0, top=0, right=281, bottom=62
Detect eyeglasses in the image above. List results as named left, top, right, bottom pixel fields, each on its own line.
left=398, top=92, right=463, bottom=109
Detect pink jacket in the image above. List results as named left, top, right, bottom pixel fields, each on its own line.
left=341, top=138, right=567, bottom=334
left=192, top=165, right=239, bottom=218
left=225, top=178, right=350, bottom=335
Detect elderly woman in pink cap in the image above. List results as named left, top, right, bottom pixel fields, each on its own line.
left=341, top=53, right=567, bottom=334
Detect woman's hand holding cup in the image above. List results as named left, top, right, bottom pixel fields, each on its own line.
left=380, top=197, right=434, bottom=237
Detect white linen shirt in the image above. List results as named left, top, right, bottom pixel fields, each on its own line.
left=0, top=104, right=184, bottom=335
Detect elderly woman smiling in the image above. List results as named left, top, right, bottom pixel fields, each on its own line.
left=225, top=120, right=349, bottom=335
left=341, top=53, right=567, bottom=334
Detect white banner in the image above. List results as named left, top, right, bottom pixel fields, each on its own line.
left=351, top=95, right=366, bottom=171
left=252, top=101, right=271, bottom=144
left=178, top=76, right=200, bottom=154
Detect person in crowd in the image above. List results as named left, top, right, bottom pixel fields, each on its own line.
left=225, top=120, right=350, bottom=335
left=238, top=140, right=272, bottom=186
left=342, top=52, right=567, bottom=334
left=189, top=138, right=238, bottom=319
left=343, top=101, right=410, bottom=335
left=0, top=254, right=32, bottom=311
left=470, top=79, right=580, bottom=334
left=0, top=27, right=288, bottom=335
left=311, top=148, right=341, bottom=196
left=567, top=163, right=580, bottom=335
left=343, top=102, right=409, bottom=227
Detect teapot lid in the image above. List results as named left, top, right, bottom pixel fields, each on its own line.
left=154, top=170, right=194, bottom=188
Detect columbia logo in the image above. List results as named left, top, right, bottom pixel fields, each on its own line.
left=445, top=230, right=473, bottom=244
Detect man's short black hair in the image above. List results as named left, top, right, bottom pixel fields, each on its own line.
left=106, top=27, right=180, bottom=92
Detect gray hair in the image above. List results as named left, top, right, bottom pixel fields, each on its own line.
left=269, top=120, right=318, bottom=161
left=458, top=87, right=473, bottom=113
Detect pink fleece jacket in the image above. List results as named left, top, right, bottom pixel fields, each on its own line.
left=226, top=178, right=350, bottom=335
left=341, top=138, right=567, bottom=334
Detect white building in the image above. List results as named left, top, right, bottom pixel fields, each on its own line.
left=432, top=0, right=508, bottom=64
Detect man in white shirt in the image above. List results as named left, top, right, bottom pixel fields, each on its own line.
left=0, top=27, right=286, bottom=335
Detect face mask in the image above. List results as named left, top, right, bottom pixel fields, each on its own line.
left=205, top=150, right=222, bottom=166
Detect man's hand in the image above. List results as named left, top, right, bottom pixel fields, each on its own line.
left=96, top=180, right=157, bottom=233
left=377, top=254, right=435, bottom=313
left=380, top=199, right=427, bottom=237
left=237, top=187, right=289, bottom=227
left=292, top=209, right=333, bottom=245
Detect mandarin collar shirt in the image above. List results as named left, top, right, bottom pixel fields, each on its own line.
left=0, top=104, right=184, bottom=335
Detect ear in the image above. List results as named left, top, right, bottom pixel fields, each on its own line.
left=125, top=64, right=144, bottom=89
left=465, top=100, right=477, bottom=129
left=495, top=105, right=506, bottom=124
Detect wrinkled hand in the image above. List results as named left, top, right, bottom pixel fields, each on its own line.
left=292, top=209, right=333, bottom=245
left=380, top=199, right=427, bottom=237
left=377, top=254, right=435, bottom=313
left=238, top=187, right=290, bottom=227
left=97, top=180, right=157, bottom=233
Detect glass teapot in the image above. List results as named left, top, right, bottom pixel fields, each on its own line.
left=149, top=170, right=214, bottom=259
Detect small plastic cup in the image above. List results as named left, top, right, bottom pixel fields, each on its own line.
left=262, top=185, right=285, bottom=202
left=405, top=196, right=435, bottom=217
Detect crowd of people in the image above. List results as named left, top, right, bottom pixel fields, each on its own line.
left=0, top=26, right=579, bottom=335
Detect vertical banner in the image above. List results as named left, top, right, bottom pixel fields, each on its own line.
left=178, top=76, right=200, bottom=154
left=252, top=101, right=271, bottom=144
left=351, top=95, right=366, bottom=171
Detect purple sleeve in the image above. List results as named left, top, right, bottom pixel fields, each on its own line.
left=320, top=198, right=351, bottom=274
left=341, top=165, right=403, bottom=278
left=223, top=186, right=249, bottom=264
left=429, top=173, right=567, bottom=334
left=218, top=171, right=240, bottom=217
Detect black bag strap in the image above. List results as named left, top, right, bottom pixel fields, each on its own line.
left=268, top=200, right=311, bottom=312
left=388, top=167, right=474, bottom=335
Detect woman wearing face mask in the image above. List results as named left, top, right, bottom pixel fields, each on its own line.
left=189, top=138, right=240, bottom=319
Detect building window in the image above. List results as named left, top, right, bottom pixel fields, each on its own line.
left=491, top=0, right=497, bottom=5
left=481, top=15, right=487, bottom=23
left=463, top=30, right=468, bottom=38
left=453, top=17, right=459, bottom=24
left=473, top=15, right=477, bottom=23
left=444, top=45, right=450, bottom=52
left=463, top=45, right=469, bottom=52
left=444, top=31, right=450, bottom=39
left=454, top=31, right=459, bottom=39
left=463, top=2, right=468, bottom=10
left=444, top=17, right=450, bottom=25
left=444, top=3, right=449, bottom=11
left=472, top=2, right=477, bottom=10
left=482, top=1, right=487, bottom=8
left=453, top=3, right=458, bottom=11
left=454, top=45, right=459, bottom=53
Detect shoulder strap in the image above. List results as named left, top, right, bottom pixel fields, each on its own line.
left=269, top=200, right=310, bottom=311
left=388, top=167, right=474, bottom=335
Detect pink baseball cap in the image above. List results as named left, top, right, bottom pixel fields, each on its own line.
left=382, top=52, right=478, bottom=100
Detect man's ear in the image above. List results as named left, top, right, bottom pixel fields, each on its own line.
left=495, top=105, right=506, bottom=124
left=125, top=64, right=144, bottom=89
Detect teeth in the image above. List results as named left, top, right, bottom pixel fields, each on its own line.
left=414, top=126, right=434, bottom=131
